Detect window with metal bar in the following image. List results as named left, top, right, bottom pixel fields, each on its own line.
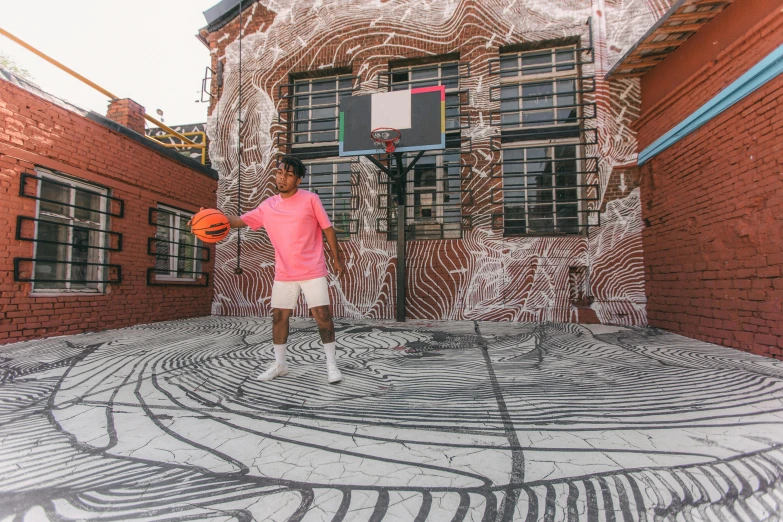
left=291, top=76, right=354, bottom=145
left=492, top=45, right=595, bottom=130
left=499, top=79, right=578, bottom=127
left=389, top=62, right=464, bottom=132
left=303, top=160, right=358, bottom=240
left=489, top=44, right=599, bottom=236
left=381, top=151, right=465, bottom=240
left=499, top=47, right=578, bottom=77
left=30, top=169, right=110, bottom=292
left=498, top=144, right=583, bottom=235
left=153, top=206, right=202, bottom=281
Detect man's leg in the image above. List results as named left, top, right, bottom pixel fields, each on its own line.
left=310, top=305, right=335, bottom=344
left=272, top=307, right=292, bottom=364
left=301, top=278, right=342, bottom=383
left=311, top=305, right=341, bottom=383
left=272, top=307, right=292, bottom=344
left=311, top=305, right=336, bottom=356
left=257, top=282, right=298, bottom=381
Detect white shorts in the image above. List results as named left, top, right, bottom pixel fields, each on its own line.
left=270, top=277, right=330, bottom=310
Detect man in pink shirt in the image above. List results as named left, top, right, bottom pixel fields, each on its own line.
left=224, top=156, right=345, bottom=383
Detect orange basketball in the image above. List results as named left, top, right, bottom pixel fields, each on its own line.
left=190, top=208, right=230, bottom=243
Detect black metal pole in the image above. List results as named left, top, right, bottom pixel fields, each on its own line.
left=365, top=150, right=426, bottom=323
left=234, top=0, right=244, bottom=276
left=394, top=152, right=406, bottom=323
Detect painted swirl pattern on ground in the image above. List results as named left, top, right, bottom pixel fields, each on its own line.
left=1, top=317, right=782, bottom=520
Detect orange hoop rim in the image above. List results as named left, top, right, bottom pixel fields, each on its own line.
left=370, top=127, right=401, bottom=154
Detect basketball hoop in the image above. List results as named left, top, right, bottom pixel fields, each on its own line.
left=370, top=127, right=401, bottom=154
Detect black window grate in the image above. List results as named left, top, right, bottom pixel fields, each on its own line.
left=147, top=207, right=209, bottom=286
left=14, top=258, right=122, bottom=285
left=20, top=172, right=124, bottom=217
left=277, top=75, right=358, bottom=150
left=14, top=169, right=123, bottom=291
left=379, top=61, right=472, bottom=133
left=488, top=45, right=596, bottom=132
left=489, top=142, right=601, bottom=236
left=16, top=216, right=123, bottom=252
left=376, top=149, right=474, bottom=241
left=302, top=159, right=361, bottom=240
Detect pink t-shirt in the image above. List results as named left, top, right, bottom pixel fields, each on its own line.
left=241, top=190, right=332, bottom=281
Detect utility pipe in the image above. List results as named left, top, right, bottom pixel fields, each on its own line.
left=0, top=26, right=196, bottom=145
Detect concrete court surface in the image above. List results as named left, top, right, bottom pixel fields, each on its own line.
left=0, top=317, right=782, bottom=521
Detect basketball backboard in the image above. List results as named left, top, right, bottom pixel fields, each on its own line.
left=339, top=86, right=446, bottom=156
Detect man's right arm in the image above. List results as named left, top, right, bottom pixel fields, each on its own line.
left=225, top=215, right=248, bottom=229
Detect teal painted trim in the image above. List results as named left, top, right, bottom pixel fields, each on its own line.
left=639, top=43, right=783, bottom=165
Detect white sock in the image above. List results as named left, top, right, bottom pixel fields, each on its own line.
left=323, top=342, right=336, bottom=364
left=273, top=344, right=287, bottom=366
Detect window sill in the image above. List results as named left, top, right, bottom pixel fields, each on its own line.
left=146, top=268, right=209, bottom=287
left=502, top=232, right=586, bottom=238
left=154, top=276, right=198, bottom=282
left=498, top=70, right=578, bottom=83
left=30, top=291, right=104, bottom=297
left=290, top=141, right=339, bottom=148
left=497, top=123, right=581, bottom=132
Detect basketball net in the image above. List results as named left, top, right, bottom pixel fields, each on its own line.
left=370, top=127, right=401, bottom=155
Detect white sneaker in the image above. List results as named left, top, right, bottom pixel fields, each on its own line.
left=256, top=362, right=288, bottom=381
left=326, top=361, right=343, bottom=384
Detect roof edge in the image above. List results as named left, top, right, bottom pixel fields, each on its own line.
left=85, top=112, right=219, bottom=180
left=204, top=0, right=256, bottom=32
left=1, top=69, right=218, bottom=180
left=605, top=0, right=688, bottom=80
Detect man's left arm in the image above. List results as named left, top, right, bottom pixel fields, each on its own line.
left=323, top=227, right=344, bottom=279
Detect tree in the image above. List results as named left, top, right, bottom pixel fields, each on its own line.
left=0, top=52, right=33, bottom=80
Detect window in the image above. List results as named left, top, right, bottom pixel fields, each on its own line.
left=499, top=79, right=577, bottom=127
left=154, top=206, right=201, bottom=281
left=499, top=47, right=577, bottom=77
left=303, top=160, right=357, bottom=240
left=292, top=75, right=354, bottom=145
left=491, top=44, right=598, bottom=236
left=389, top=62, right=463, bottom=131
left=494, top=46, right=581, bottom=129
left=32, top=170, right=108, bottom=292
left=499, top=143, right=580, bottom=235
left=385, top=151, right=464, bottom=240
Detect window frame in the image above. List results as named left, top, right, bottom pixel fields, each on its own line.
left=498, top=138, right=585, bottom=237
left=31, top=168, right=109, bottom=294
left=389, top=61, right=463, bottom=132
left=497, top=45, right=582, bottom=131
left=153, top=205, right=201, bottom=282
left=291, top=75, right=354, bottom=147
left=498, top=46, right=579, bottom=79
left=302, top=158, right=357, bottom=240
left=381, top=150, right=464, bottom=241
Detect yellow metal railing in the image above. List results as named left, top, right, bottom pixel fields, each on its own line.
left=0, top=26, right=203, bottom=156
left=148, top=131, right=208, bottom=165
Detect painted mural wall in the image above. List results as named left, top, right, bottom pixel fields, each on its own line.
left=205, top=0, right=673, bottom=325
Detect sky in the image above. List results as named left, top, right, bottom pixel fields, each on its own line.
left=1, top=0, right=220, bottom=126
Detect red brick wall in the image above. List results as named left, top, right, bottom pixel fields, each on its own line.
left=602, top=165, right=641, bottom=212
left=640, top=0, right=782, bottom=114
left=637, top=10, right=783, bottom=150
left=637, top=14, right=783, bottom=359
left=0, top=80, right=218, bottom=344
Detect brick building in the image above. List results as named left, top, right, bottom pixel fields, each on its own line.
left=608, top=0, right=783, bottom=358
left=200, top=0, right=670, bottom=325
left=0, top=70, right=219, bottom=343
